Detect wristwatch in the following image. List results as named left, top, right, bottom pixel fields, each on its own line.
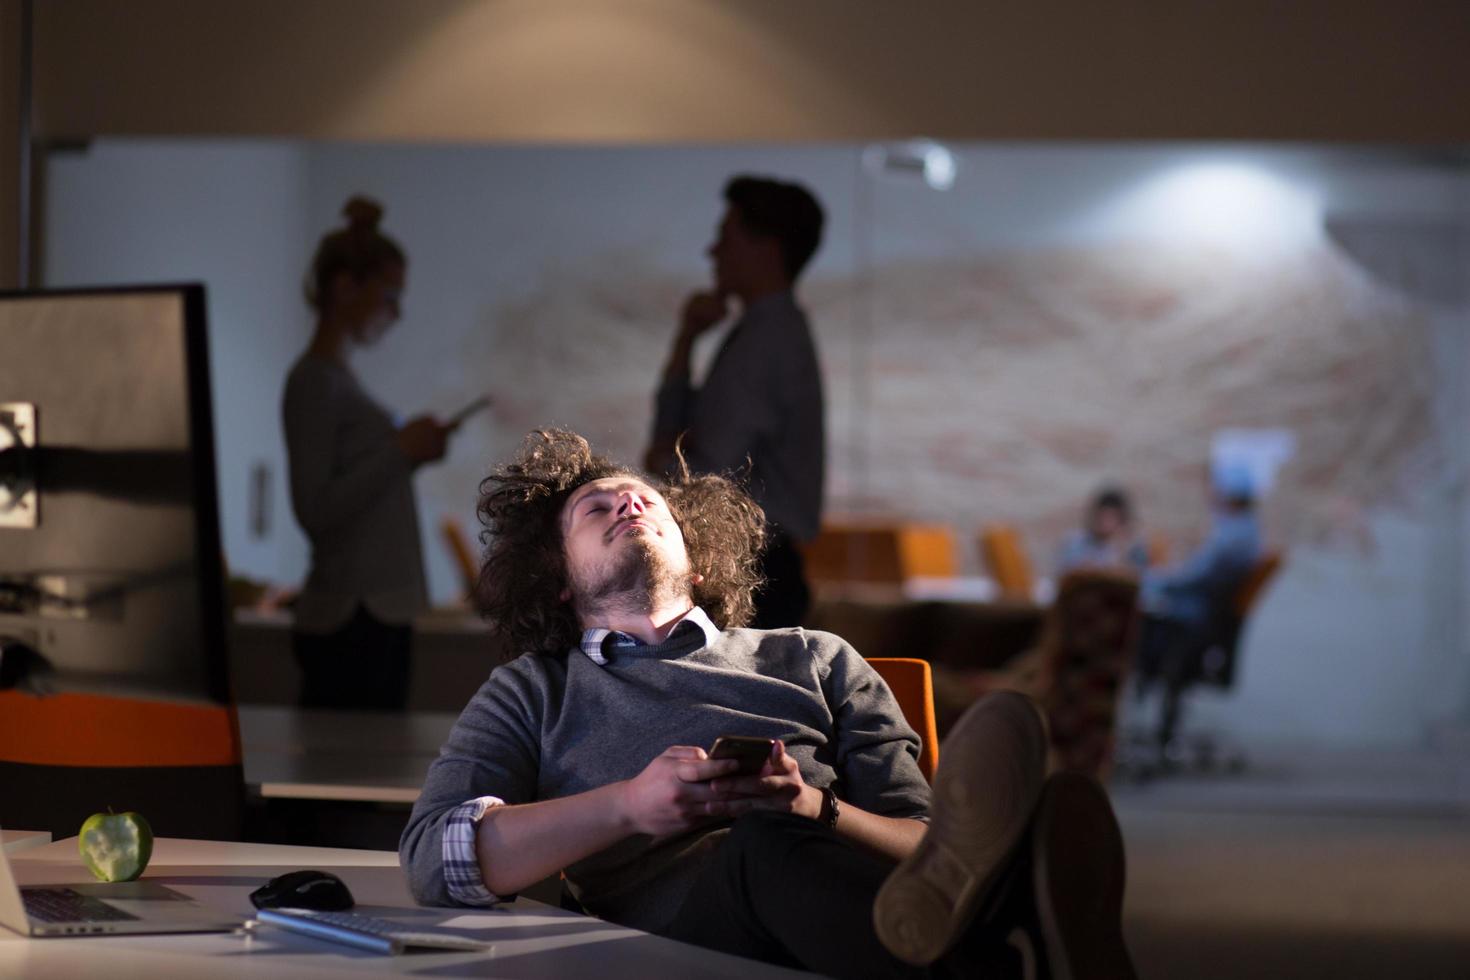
left=817, top=786, right=840, bottom=829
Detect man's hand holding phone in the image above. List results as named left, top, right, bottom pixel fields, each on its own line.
left=706, top=736, right=822, bottom=821
left=616, top=745, right=747, bottom=838
left=616, top=737, right=821, bottom=837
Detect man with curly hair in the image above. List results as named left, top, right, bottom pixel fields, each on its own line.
left=401, top=430, right=1135, bottom=979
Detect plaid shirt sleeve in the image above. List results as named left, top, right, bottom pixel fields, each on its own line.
left=441, top=796, right=507, bottom=906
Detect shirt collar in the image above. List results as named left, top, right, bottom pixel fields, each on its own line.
left=578, top=606, right=721, bottom=666
left=741, top=289, right=797, bottom=320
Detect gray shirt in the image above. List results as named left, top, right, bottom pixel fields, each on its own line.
left=653, top=291, right=825, bottom=541
left=282, top=354, right=427, bottom=631
left=399, top=616, right=930, bottom=936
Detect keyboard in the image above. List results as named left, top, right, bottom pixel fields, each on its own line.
left=22, top=888, right=139, bottom=924
left=253, top=908, right=493, bottom=955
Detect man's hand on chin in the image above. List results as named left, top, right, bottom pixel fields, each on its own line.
left=679, top=290, right=729, bottom=340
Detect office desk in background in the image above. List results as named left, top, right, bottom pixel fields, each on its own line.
left=0, top=837, right=813, bottom=979
left=239, top=705, right=454, bottom=804
left=232, top=593, right=1046, bottom=714
left=232, top=608, right=499, bottom=712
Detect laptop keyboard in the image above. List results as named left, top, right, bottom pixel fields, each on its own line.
left=22, top=888, right=140, bottom=923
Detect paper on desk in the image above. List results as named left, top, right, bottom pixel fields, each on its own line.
left=439, top=912, right=578, bottom=929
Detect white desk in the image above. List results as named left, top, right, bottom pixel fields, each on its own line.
left=0, top=837, right=813, bottom=978
left=1, top=831, right=51, bottom=854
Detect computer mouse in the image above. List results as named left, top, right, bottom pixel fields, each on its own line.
left=249, top=869, right=355, bottom=911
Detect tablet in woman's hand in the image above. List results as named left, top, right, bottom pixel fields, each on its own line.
left=448, top=395, right=492, bottom=427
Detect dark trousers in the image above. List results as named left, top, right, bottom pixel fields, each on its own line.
left=665, top=812, right=1018, bottom=979
left=752, top=530, right=813, bottom=630
left=1134, top=614, right=1199, bottom=747
left=292, top=605, right=412, bottom=711
left=665, top=812, right=920, bottom=978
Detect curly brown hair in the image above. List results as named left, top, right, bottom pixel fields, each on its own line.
left=475, top=429, right=766, bottom=659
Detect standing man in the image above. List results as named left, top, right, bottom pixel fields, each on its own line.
left=648, top=176, right=826, bottom=629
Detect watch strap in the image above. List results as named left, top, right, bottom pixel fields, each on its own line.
left=818, top=786, right=840, bottom=829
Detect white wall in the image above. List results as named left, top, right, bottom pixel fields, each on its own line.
left=43, top=140, right=312, bottom=583
left=41, top=139, right=1470, bottom=751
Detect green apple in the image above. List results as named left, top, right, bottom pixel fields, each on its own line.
left=78, top=809, right=154, bottom=883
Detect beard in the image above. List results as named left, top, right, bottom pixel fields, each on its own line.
left=567, top=532, right=690, bottom=621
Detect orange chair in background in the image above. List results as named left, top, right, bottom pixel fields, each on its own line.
left=440, top=516, right=480, bottom=602
left=805, top=523, right=959, bottom=586
left=867, top=657, right=939, bottom=782
left=979, top=524, right=1035, bottom=600
left=805, top=525, right=903, bottom=584
left=1121, top=550, right=1285, bottom=777
left=0, top=692, right=245, bottom=840
left=896, top=525, right=960, bottom=579
left=1145, top=532, right=1171, bottom=568
left=1234, top=552, right=1282, bottom=619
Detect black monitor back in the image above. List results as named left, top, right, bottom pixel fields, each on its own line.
left=0, top=285, right=241, bottom=840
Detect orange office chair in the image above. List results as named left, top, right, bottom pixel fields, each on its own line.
left=804, top=524, right=905, bottom=584
left=979, top=525, right=1035, bottom=600
left=1145, top=532, right=1171, bottom=568
left=895, top=525, right=960, bottom=579
left=0, top=692, right=245, bottom=840
left=1123, top=550, right=1285, bottom=777
left=804, top=523, right=960, bottom=586
left=440, top=516, right=480, bottom=603
left=867, top=657, right=939, bottom=782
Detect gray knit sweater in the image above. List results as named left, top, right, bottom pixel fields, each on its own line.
left=399, top=623, right=931, bottom=935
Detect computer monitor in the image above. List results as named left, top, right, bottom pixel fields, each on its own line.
left=0, top=284, right=230, bottom=705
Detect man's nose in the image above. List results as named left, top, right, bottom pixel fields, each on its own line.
left=617, top=493, right=645, bottom=516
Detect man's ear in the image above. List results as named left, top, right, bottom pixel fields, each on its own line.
left=559, top=587, right=571, bottom=602
left=691, top=572, right=705, bottom=587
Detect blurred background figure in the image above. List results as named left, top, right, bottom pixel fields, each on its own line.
left=1057, top=484, right=1149, bottom=576
left=647, top=175, right=826, bottom=629
left=1140, top=465, right=1261, bottom=630
left=282, top=196, right=455, bottom=710
left=1134, top=463, right=1263, bottom=750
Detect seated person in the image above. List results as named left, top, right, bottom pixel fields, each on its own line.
left=1056, top=485, right=1149, bottom=576
left=1135, top=464, right=1262, bottom=748
left=400, top=429, right=1135, bottom=979
left=1140, top=465, right=1260, bottom=630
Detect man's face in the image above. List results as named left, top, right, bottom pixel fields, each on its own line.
left=560, top=476, right=692, bottom=612
left=707, top=207, right=777, bottom=296
left=1091, top=505, right=1126, bottom=539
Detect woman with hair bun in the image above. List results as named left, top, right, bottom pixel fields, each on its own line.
left=282, top=196, right=453, bottom=709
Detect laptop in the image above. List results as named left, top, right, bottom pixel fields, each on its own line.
left=0, top=838, right=242, bottom=937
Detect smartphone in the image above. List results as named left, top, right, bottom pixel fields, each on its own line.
left=709, top=735, right=775, bottom=777
left=447, top=395, right=492, bottom=427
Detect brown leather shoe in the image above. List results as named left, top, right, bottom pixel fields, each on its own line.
left=874, top=691, right=1048, bottom=966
